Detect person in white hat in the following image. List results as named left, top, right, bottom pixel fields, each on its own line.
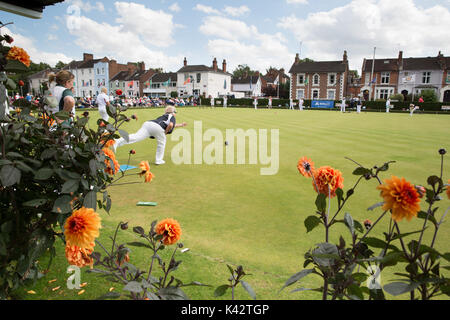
left=114, top=106, right=187, bottom=165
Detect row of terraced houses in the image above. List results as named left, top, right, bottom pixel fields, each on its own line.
left=289, top=50, right=450, bottom=102
left=27, top=50, right=450, bottom=102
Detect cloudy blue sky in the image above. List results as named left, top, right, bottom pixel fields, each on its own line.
left=1, top=0, right=449, bottom=75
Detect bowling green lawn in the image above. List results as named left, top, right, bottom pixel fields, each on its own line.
left=14, top=107, right=450, bottom=300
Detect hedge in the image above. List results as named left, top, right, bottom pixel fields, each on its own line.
left=198, top=98, right=449, bottom=112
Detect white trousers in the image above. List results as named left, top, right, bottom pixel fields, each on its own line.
left=115, top=121, right=166, bottom=163
left=98, top=106, right=109, bottom=121
left=357, top=105, right=361, bottom=113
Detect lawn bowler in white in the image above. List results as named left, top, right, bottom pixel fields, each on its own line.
left=210, top=97, right=214, bottom=107
left=356, top=98, right=362, bottom=113
left=114, top=106, right=187, bottom=165
left=96, top=87, right=110, bottom=121
left=386, top=98, right=391, bottom=113
left=409, top=103, right=420, bottom=116
left=289, top=98, right=294, bottom=110
left=299, top=98, right=304, bottom=111
left=268, top=96, right=272, bottom=109
left=253, top=97, right=258, bottom=110
left=341, top=97, right=346, bottom=112
left=223, top=96, right=227, bottom=108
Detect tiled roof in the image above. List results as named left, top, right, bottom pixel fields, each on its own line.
left=150, top=73, right=177, bottom=83
left=363, top=59, right=399, bottom=72
left=403, top=57, right=443, bottom=70
left=110, top=71, right=130, bottom=81
left=177, top=65, right=231, bottom=76
left=231, top=76, right=259, bottom=84
left=289, top=60, right=347, bottom=74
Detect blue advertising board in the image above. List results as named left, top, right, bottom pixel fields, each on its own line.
left=311, top=100, right=335, bottom=108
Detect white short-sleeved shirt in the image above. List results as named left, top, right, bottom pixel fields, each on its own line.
left=96, top=92, right=109, bottom=111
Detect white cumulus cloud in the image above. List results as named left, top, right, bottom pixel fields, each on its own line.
left=278, top=0, right=450, bottom=72
left=194, top=4, right=221, bottom=15
left=223, top=5, right=250, bottom=17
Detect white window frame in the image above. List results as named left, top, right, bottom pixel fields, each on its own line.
left=422, top=72, right=431, bottom=84
left=297, top=73, right=306, bottom=86
left=296, top=89, right=305, bottom=99
left=328, top=73, right=337, bottom=86
left=312, top=89, right=320, bottom=99
left=381, top=72, right=390, bottom=84
left=327, top=89, right=336, bottom=100
left=313, top=73, right=320, bottom=86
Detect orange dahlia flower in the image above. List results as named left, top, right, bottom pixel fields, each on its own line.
left=103, top=148, right=120, bottom=175
left=446, top=179, right=450, bottom=200
left=65, top=244, right=94, bottom=268
left=155, top=218, right=182, bottom=245
left=139, top=160, right=150, bottom=173
left=6, top=46, right=31, bottom=67
left=297, top=156, right=315, bottom=177
left=100, top=133, right=115, bottom=148
left=377, top=176, right=421, bottom=222
left=312, top=166, right=344, bottom=198
left=64, top=207, right=101, bottom=249
left=143, top=170, right=154, bottom=183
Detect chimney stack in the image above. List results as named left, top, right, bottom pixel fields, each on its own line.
left=183, top=57, right=187, bottom=67
left=222, top=59, right=227, bottom=73
left=83, top=53, right=94, bottom=61
left=398, top=50, right=403, bottom=70
left=295, top=53, right=300, bottom=64
left=343, top=50, right=348, bottom=63
left=139, top=62, right=145, bottom=72
left=212, top=58, right=218, bottom=71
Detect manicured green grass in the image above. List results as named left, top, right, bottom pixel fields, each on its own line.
left=14, top=107, right=450, bottom=300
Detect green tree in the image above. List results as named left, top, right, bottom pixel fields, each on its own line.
left=232, top=64, right=258, bottom=78
left=54, top=61, right=67, bottom=69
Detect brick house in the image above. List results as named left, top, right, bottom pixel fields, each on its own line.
left=361, top=50, right=450, bottom=102
left=360, top=53, right=400, bottom=101
left=289, top=51, right=349, bottom=100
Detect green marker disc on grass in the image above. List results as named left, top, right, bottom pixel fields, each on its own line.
left=136, top=202, right=157, bottom=206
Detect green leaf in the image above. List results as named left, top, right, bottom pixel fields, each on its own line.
left=61, top=179, right=79, bottom=194
left=0, top=165, right=21, bottom=187
left=23, top=199, right=48, bottom=208
left=344, top=212, right=355, bottom=235
left=417, top=211, right=438, bottom=227
left=367, top=201, right=384, bottom=211
left=304, top=215, right=322, bottom=233
left=133, top=226, right=145, bottom=236
left=347, top=284, right=364, bottom=300
left=214, top=284, right=229, bottom=297
left=123, top=281, right=143, bottom=293
left=362, top=237, right=388, bottom=249
left=118, top=129, right=129, bottom=143
left=383, top=281, right=420, bottom=296
left=281, top=269, right=314, bottom=292
left=427, top=175, right=443, bottom=189
left=377, top=161, right=395, bottom=173
left=240, top=280, right=256, bottom=300
left=352, top=167, right=371, bottom=176
left=34, top=168, right=54, bottom=180
left=336, top=188, right=344, bottom=206
left=158, top=287, right=189, bottom=300
left=83, top=191, right=97, bottom=210
left=315, top=193, right=326, bottom=212
left=52, top=195, right=72, bottom=214
left=312, top=243, right=339, bottom=267
left=53, top=111, right=70, bottom=120
left=41, top=149, right=57, bottom=160
left=96, top=292, right=121, bottom=300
